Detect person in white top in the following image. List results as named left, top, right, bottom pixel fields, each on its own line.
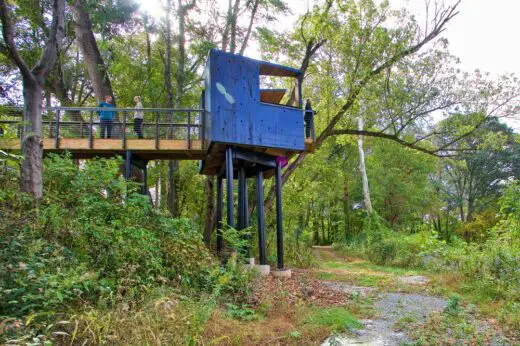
left=133, top=96, right=144, bottom=139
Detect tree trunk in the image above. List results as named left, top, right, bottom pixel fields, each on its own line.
left=203, top=176, right=215, bottom=246
left=221, top=0, right=233, bottom=51
left=164, top=0, right=178, bottom=216
left=20, top=81, right=44, bottom=197
left=1, top=0, right=65, bottom=197
left=72, top=0, right=114, bottom=102
left=229, top=0, right=240, bottom=54
left=357, top=117, right=373, bottom=213
left=238, top=0, right=259, bottom=55
left=320, top=210, right=325, bottom=244
left=466, top=176, right=475, bottom=222
left=459, top=203, right=465, bottom=223
left=167, top=160, right=179, bottom=216
left=466, top=196, right=475, bottom=222
left=343, top=171, right=350, bottom=240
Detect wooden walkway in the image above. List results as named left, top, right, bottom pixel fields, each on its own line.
left=0, top=106, right=315, bottom=162
left=0, top=138, right=206, bottom=160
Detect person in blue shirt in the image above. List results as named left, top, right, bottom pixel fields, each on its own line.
left=98, top=95, right=115, bottom=138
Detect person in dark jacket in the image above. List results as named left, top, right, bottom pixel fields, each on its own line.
left=304, top=98, right=316, bottom=139
left=98, top=95, right=115, bottom=138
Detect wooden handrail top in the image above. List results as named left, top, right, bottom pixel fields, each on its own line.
left=0, top=107, right=205, bottom=113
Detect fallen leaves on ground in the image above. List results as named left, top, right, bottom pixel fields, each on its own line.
left=250, top=269, right=349, bottom=308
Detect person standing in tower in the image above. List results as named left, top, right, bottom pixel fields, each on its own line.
left=304, top=98, right=316, bottom=139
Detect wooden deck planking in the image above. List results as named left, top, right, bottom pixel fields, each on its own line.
left=0, top=139, right=205, bottom=160
left=0, top=138, right=315, bottom=169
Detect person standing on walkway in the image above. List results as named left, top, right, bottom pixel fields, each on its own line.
left=133, top=96, right=144, bottom=139
left=304, top=98, right=316, bottom=139
left=98, top=95, right=115, bottom=138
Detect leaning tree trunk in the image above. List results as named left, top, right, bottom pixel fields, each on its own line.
left=72, top=0, right=124, bottom=138
left=72, top=0, right=114, bottom=102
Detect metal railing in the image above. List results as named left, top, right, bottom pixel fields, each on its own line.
left=0, top=107, right=206, bottom=150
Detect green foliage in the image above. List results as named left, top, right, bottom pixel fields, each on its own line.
left=225, top=303, right=259, bottom=321
left=444, top=294, right=462, bottom=317
left=0, top=155, right=260, bottom=344
left=304, top=306, right=362, bottom=333
left=411, top=300, right=510, bottom=345
left=0, top=155, right=215, bottom=320
left=458, top=209, right=498, bottom=242
left=367, top=141, right=437, bottom=227
left=494, top=180, right=520, bottom=244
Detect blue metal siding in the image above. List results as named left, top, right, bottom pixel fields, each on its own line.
left=203, top=60, right=212, bottom=143
left=206, top=50, right=304, bottom=151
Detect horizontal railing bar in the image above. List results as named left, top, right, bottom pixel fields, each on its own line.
left=0, top=120, right=202, bottom=127
left=1, top=106, right=205, bottom=112
left=1, top=109, right=205, bottom=118
left=51, top=107, right=205, bottom=112
left=50, top=107, right=205, bottom=112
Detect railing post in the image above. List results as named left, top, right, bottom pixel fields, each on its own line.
left=168, top=110, right=173, bottom=139
left=122, top=110, right=127, bottom=149
left=200, top=90, right=206, bottom=150
left=89, top=111, right=94, bottom=149
left=312, top=111, right=316, bottom=142
left=187, top=111, right=191, bottom=149
left=54, top=110, right=60, bottom=149
left=201, top=110, right=206, bottom=150
left=155, top=111, right=159, bottom=149
left=80, top=119, right=84, bottom=138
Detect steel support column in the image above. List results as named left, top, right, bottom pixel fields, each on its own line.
left=238, top=165, right=249, bottom=257
left=125, top=150, right=132, bottom=180
left=216, top=176, right=223, bottom=253
left=225, top=147, right=234, bottom=228
left=142, top=161, right=148, bottom=195
left=243, top=171, right=249, bottom=235
left=256, top=171, right=267, bottom=265
left=275, top=160, right=284, bottom=269
left=238, top=164, right=245, bottom=231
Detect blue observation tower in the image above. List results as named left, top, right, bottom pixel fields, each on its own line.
left=199, top=49, right=315, bottom=274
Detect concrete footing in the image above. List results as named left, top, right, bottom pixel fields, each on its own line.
left=255, top=264, right=271, bottom=276
left=271, top=268, right=292, bottom=278
left=242, top=258, right=258, bottom=272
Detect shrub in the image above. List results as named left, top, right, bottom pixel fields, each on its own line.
left=0, top=155, right=215, bottom=319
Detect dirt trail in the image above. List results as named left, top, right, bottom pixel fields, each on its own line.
left=312, top=247, right=510, bottom=346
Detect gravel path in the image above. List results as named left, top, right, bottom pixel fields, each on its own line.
left=314, top=247, right=513, bottom=346
left=321, top=282, right=447, bottom=346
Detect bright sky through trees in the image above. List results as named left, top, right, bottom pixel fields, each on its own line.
left=137, top=0, right=520, bottom=129
left=137, top=0, right=520, bottom=76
